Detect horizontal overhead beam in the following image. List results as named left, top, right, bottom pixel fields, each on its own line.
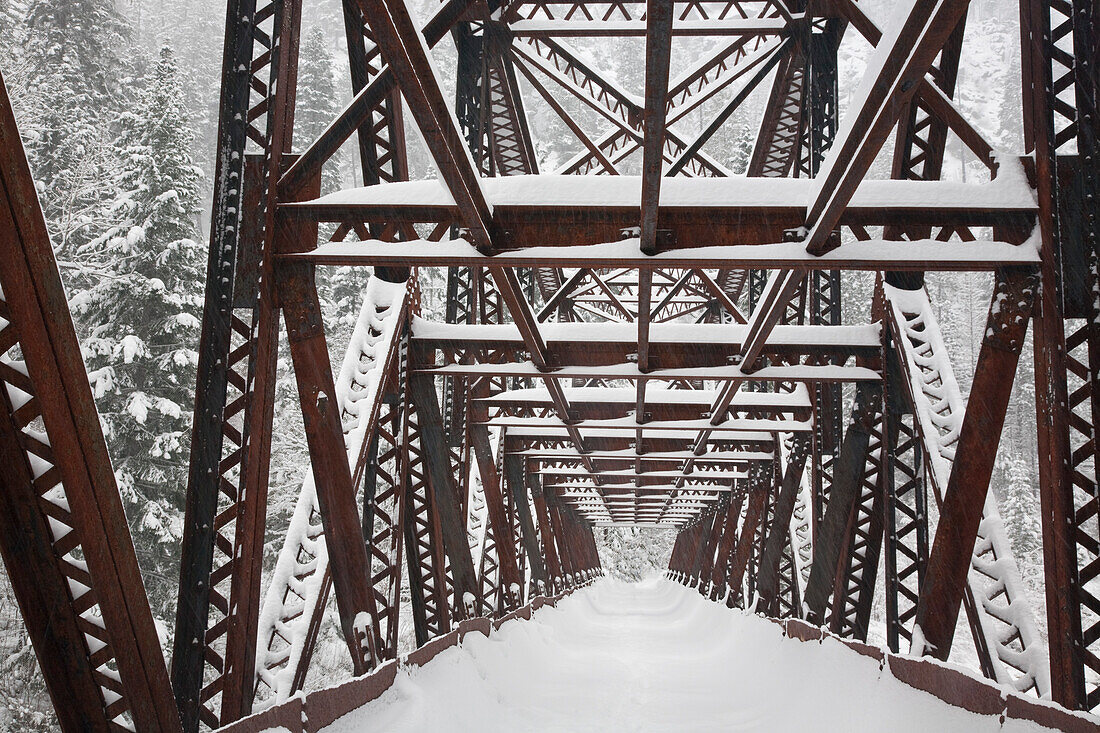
left=419, top=361, right=880, bottom=382
left=287, top=237, right=1038, bottom=271
left=508, top=18, right=790, bottom=36
left=279, top=175, right=1034, bottom=249
left=483, top=416, right=812, bottom=432
left=566, top=485, right=728, bottom=492
left=488, top=386, right=810, bottom=410
left=540, top=471, right=744, bottom=481
left=518, top=449, right=772, bottom=462
left=412, top=321, right=881, bottom=365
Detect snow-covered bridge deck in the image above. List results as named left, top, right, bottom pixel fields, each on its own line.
left=315, top=580, right=1088, bottom=733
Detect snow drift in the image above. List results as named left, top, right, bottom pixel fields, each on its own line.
left=321, top=578, right=1061, bottom=732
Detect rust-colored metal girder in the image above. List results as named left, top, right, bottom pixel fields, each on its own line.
left=0, top=70, right=181, bottom=733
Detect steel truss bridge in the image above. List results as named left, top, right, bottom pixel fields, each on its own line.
left=0, top=0, right=1098, bottom=729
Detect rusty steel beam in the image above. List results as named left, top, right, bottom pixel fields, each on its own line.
left=725, top=465, right=771, bottom=606
left=753, top=435, right=809, bottom=613
left=359, top=0, right=591, bottom=482
left=469, top=396, right=524, bottom=610
left=413, top=322, right=882, bottom=362
left=278, top=213, right=380, bottom=676
left=287, top=236, right=1038, bottom=270
left=913, top=268, right=1038, bottom=660
left=173, top=0, right=303, bottom=723
left=0, top=71, right=181, bottom=733
left=511, top=55, right=618, bottom=174
left=278, top=0, right=477, bottom=197
left=803, top=0, right=972, bottom=254
left=505, top=451, right=548, bottom=593
left=531, top=472, right=564, bottom=591
left=640, top=0, right=673, bottom=256
left=709, top=489, right=746, bottom=600
left=668, top=37, right=792, bottom=176
left=1024, top=0, right=1100, bottom=710
left=403, top=397, right=453, bottom=645
left=803, top=380, right=884, bottom=624
left=408, top=367, right=482, bottom=616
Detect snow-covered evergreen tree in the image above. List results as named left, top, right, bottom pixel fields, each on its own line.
left=71, top=45, right=205, bottom=608
left=295, top=26, right=342, bottom=195
left=998, top=452, right=1042, bottom=563
left=19, top=0, right=135, bottom=260
left=725, top=123, right=755, bottom=175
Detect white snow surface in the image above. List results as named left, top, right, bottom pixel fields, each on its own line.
left=318, top=578, right=1053, bottom=733
left=304, top=172, right=1035, bottom=211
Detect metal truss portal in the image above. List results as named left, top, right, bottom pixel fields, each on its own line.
left=0, top=0, right=1098, bottom=729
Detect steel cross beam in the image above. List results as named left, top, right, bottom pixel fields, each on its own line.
left=802, top=0, right=972, bottom=254
left=912, top=268, right=1037, bottom=658
left=510, top=34, right=748, bottom=176
left=278, top=0, right=477, bottom=196
left=354, top=0, right=597, bottom=491
left=735, top=1, right=972, bottom=379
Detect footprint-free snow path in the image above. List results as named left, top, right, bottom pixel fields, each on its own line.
left=323, top=578, right=1052, bottom=732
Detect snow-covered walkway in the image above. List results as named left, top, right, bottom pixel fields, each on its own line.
left=323, top=578, right=1052, bottom=732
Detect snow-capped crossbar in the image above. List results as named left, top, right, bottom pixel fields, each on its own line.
left=0, top=0, right=1098, bottom=729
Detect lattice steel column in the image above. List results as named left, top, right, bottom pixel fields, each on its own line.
left=172, top=0, right=301, bottom=725
left=1023, top=0, right=1100, bottom=710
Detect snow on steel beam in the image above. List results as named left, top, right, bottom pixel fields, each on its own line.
left=519, top=450, right=770, bottom=463
left=508, top=18, right=790, bottom=36
left=802, top=0, right=975, bottom=255
left=278, top=208, right=382, bottom=677
left=279, top=185, right=1036, bottom=250
left=884, top=281, right=1047, bottom=695
left=492, top=402, right=800, bottom=424
left=254, top=277, right=410, bottom=705
left=290, top=235, right=1039, bottom=270
left=541, top=469, right=743, bottom=480
left=563, top=490, right=726, bottom=497
left=418, top=360, right=880, bottom=382
left=413, top=321, right=882, bottom=363
left=482, top=416, right=812, bottom=432
left=483, top=386, right=810, bottom=410
left=912, top=268, right=1040, bottom=671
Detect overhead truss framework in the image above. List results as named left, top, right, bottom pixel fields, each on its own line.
left=0, top=0, right=1098, bottom=730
